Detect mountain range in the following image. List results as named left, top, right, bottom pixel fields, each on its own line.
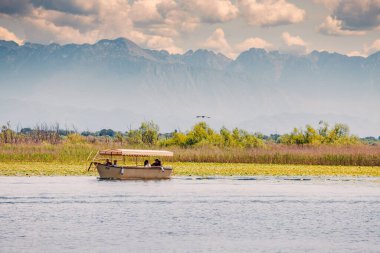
left=0, top=38, right=379, bottom=136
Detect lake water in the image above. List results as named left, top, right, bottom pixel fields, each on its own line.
left=0, top=176, right=379, bottom=253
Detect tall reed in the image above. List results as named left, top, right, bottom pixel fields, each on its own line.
left=1, top=143, right=379, bottom=166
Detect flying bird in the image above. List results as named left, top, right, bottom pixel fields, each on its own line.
left=196, top=115, right=210, bottom=119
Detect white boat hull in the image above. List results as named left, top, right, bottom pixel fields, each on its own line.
left=96, top=164, right=172, bottom=180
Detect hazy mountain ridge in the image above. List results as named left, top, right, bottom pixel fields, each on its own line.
left=0, top=38, right=379, bottom=135
left=1, top=38, right=378, bottom=87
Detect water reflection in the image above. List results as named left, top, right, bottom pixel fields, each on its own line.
left=0, top=176, right=379, bottom=252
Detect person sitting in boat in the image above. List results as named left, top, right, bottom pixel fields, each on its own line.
left=144, top=160, right=151, bottom=167
left=151, top=159, right=162, bottom=166
left=113, top=160, right=118, bottom=167
left=105, top=159, right=112, bottom=166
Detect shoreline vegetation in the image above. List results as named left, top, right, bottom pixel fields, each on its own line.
left=1, top=121, right=379, bottom=176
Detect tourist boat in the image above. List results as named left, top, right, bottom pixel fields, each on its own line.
left=88, top=149, right=173, bottom=180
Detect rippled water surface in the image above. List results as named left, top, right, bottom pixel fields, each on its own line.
left=0, top=176, right=379, bottom=252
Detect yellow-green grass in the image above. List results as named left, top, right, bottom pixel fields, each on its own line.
left=0, top=162, right=379, bottom=177
left=1, top=143, right=380, bottom=166
left=0, top=162, right=96, bottom=176
left=172, top=162, right=380, bottom=177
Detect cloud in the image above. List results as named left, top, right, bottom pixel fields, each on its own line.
left=313, top=0, right=340, bottom=10
left=238, top=0, right=306, bottom=26
left=129, top=0, right=238, bottom=38
left=130, top=0, right=164, bottom=25
left=318, top=16, right=366, bottom=36
left=333, top=0, right=380, bottom=31
left=129, top=0, right=200, bottom=38
left=0, top=0, right=239, bottom=44
left=30, top=0, right=99, bottom=15
left=281, top=32, right=308, bottom=54
left=202, top=28, right=232, bottom=54
left=346, top=50, right=366, bottom=57
left=346, top=38, right=380, bottom=57
left=282, top=32, right=306, bottom=47
left=364, top=38, right=380, bottom=55
left=0, top=0, right=187, bottom=54
left=156, top=2, right=200, bottom=33
left=235, top=37, right=273, bottom=52
left=184, top=0, right=238, bottom=23
left=127, top=31, right=148, bottom=45
left=318, top=0, right=380, bottom=36
left=20, top=15, right=90, bottom=44
left=0, top=0, right=135, bottom=44
left=0, top=0, right=32, bottom=15
left=0, top=26, right=24, bottom=44
left=146, top=35, right=183, bottom=54
left=30, top=8, right=98, bottom=33
left=201, top=29, right=274, bottom=58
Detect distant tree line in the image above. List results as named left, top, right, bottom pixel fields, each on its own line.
left=159, top=122, right=265, bottom=148
left=1, top=122, right=61, bottom=144
left=0, top=120, right=378, bottom=147
left=279, top=121, right=361, bottom=145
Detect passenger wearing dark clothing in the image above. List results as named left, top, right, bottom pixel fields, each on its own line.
left=151, top=159, right=162, bottom=166
left=105, top=159, right=112, bottom=166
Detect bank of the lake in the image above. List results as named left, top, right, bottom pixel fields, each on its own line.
left=0, top=162, right=379, bottom=177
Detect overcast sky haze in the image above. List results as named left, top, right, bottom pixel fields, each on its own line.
left=0, top=0, right=379, bottom=58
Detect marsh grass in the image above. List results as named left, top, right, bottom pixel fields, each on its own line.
left=0, top=162, right=95, bottom=176
left=171, top=145, right=380, bottom=166
left=0, top=143, right=379, bottom=176
left=1, top=143, right=380, bottom=166
left=0, top=162, right=378, bottom=177
left=172, top=162, right=380, bottom=177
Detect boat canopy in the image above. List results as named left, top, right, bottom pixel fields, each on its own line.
left=99, top=149, right=173, bottom=157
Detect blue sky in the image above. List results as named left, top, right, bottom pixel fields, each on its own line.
left=0, top=0, right=379, bottom=58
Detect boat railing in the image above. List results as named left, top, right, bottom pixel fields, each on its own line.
left=96, top=163, right=172, bottom=169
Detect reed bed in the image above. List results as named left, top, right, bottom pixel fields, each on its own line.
left=170, top=145, right=380, bottom=166
left=0, top=143, right=380, bottom=166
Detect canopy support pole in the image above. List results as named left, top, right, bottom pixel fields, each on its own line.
left=87, top=151, right=99, bottom=171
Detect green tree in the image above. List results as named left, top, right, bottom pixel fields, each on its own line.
left=126, top=129, right=143, bottom=145
left=186, top=122, right=209, bottom=146
left=280, top=128, right=306, bottom=145
left=99, top=129, right=115, bottom=137
left=239, top=129, right=264, bottom=148
left=318, top=121, right=329, bottom=139
left=220, top=127, right=234, bottom=147
left=139, top=121, right=159, bottom=145
left=114, top=132, right=124, bottom=145
left=305, top=125, right=322, bottom=144
left=0, top=122, right=15, bottom=144
left=160, top=132, right=188, bottom=147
